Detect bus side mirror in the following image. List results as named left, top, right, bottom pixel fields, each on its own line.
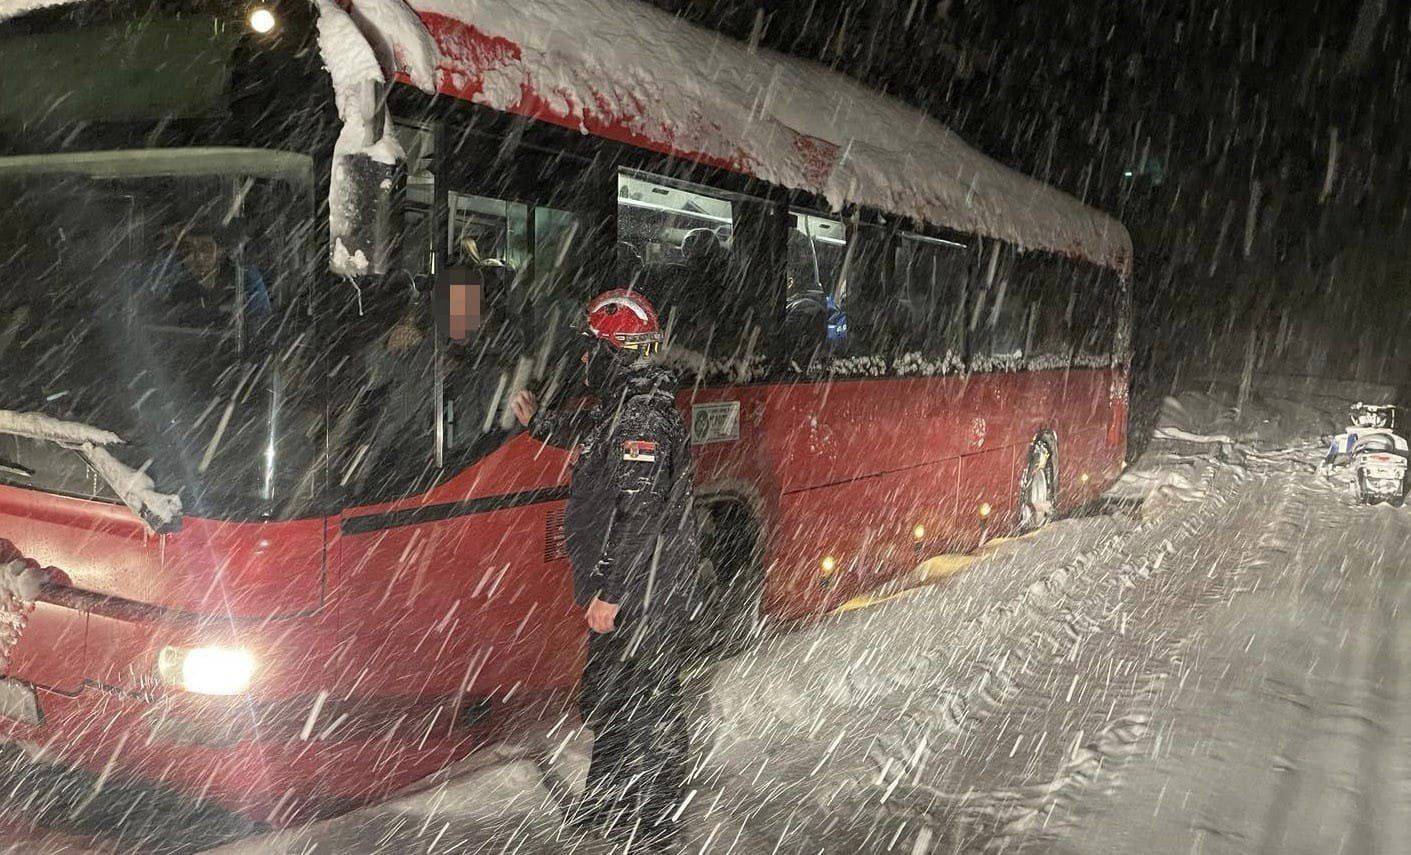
left=329, top=152, right=402, bottom=276
left=328, top=80, right=403, bottom=277
left=436, top=265, right=486, bottom=342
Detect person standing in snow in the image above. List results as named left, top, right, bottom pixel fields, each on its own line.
left=511, top=290, right=701, bottom=851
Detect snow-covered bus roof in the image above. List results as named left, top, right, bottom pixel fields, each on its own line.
left=363, top=0, right=1131, bottom=275
left=3, top=0, right=1131, bottom=274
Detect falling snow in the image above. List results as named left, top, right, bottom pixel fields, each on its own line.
left=0, top=0, right=1407, bottom=852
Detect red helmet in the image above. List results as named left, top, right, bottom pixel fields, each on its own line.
left=585, top=289, right=663, bottom=354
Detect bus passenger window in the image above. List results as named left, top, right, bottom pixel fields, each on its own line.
left=328, top=290, right=437, bottom=501
left=392, top=120, right=436, bottom=275
left=442, top=193, right=528, bottom=450
left=785, top=212, right=848, bottom=366
left=1073, top=263, right=1119, bottom=361
left=830, top=220, right=894, bottom=362
left=890, top=233, right=969, bottom=368
left=616, top=171, right=766, bottom=368
left=969, top=240, right=1026, bottom=366
left=1012, top=250, right=1073, bottom=364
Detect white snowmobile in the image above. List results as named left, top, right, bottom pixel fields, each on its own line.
left=1320, top=403, right=1408, bottom=505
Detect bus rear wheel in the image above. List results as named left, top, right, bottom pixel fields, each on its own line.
left=1018, top=434, right=1057, bottom=533
left=693, top=499, right=764, bottom=660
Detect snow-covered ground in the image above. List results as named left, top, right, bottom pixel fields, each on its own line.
left=1, top=375, right=1405, bottom=853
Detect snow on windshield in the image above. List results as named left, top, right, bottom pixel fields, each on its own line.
left=0, top=409, right=182, bottom=530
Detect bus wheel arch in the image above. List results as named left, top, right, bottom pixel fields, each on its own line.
left=693, top=491, right=766, bottom=657
left=1018, top=430, right=1059, bottom=533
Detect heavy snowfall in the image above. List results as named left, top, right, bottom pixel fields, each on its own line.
left=1, top=0, right=1409, bottom=852
left=0, top=376, right=1399, bottom=853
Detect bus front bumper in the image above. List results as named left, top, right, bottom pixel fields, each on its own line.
left=0, top=679, right=500, bottom=826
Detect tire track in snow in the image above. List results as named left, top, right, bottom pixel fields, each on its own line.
left=1250, top=480, right=1411, bottom=855
left=696, top=454, right=1264, bottom=854
left=868, top=457, right=1316, bottom=852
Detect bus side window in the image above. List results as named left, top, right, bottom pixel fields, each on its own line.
left=615, top=170, right=768, bottom=374
left=1014, top=250, right=1073, bottom=364
left=969, top=239, right=1025, bottom=365
left=832, top=220, right=894, bottom=363
left=1073, top=262, right=1118, bottom=360
left=323, top=121, right=441, bottom=504
left=441, top=192, right=529, bottom=451
left=890, top=233, right=969, bottom=369
left=439, top=145, right=612, bottom=460
left=784, top=211, right=847, bottom=367
left=328, top=289, right=437, bottom=502
left=393, top=120, right=436, bottom=276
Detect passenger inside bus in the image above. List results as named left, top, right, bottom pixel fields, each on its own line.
left=145, top=224, right=273, bottom=330
left=784, top=215, right=849, bottom=365
left=616, top=172, right=754, bottom=359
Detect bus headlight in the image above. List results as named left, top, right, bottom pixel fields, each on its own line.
left=158, top=646, right=256, bottom=695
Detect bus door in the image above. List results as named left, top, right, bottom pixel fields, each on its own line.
left=327, top=117, right=610, bottom=720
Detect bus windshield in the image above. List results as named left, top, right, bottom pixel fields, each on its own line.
left=0, top=148, right=323, bottom=520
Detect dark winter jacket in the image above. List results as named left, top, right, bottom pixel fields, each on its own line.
left=529, top=363, right=702, bottom=618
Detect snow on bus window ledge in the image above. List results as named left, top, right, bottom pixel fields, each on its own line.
left=648, top=346, right=1120, bottom=383
left=792, top=351, right=1120, bottom=380
left=656, top=348, right=769, bottom=385
left=892, top=351, right=966, bottom=378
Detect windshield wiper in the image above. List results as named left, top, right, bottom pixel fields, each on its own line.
left=0, top=458, right=34, bottom=481
left=0, top=409, right=183, bottom=533
left=0, top=459, right=33, bottom=485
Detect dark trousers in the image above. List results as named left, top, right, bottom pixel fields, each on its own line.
left=577, top=614, right=691, bottom=841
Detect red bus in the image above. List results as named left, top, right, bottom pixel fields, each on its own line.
left=0, top=0, right=1130, bottom=825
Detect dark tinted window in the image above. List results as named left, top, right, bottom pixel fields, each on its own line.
left=1073, top=262, right=1120, bottom=363
left=968, top=239, right=1025, bottom=367
left=617, top=171, right=770, bottom=377
left=1011, top=250, right=1073, bottom=365
left=889, top=233, right=970, bottom=374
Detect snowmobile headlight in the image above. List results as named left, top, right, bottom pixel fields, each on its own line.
left=978, top=502, right=992, bottom=519
left=912, top=524, right=926, bottom=540
left=158, top=645, right=256, bottom=695
left=820, top=555, right=838, bottom=574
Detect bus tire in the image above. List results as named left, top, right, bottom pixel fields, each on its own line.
left=1018, top=432, right=1058, bottom=533
left=692, top=498, right=765, bottom=661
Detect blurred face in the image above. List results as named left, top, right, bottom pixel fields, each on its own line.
left=448, top=281, right=481, bottom=341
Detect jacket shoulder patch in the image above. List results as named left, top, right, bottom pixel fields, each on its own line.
left=621, top=439, right=659, bottom=462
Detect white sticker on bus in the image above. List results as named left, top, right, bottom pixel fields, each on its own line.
left=691, top=401, right=740, bottom=445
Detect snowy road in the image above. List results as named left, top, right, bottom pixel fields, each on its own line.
left=201, top=424, right=1411, bottom=855
left=3, top=404, right=1407, bottom=854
